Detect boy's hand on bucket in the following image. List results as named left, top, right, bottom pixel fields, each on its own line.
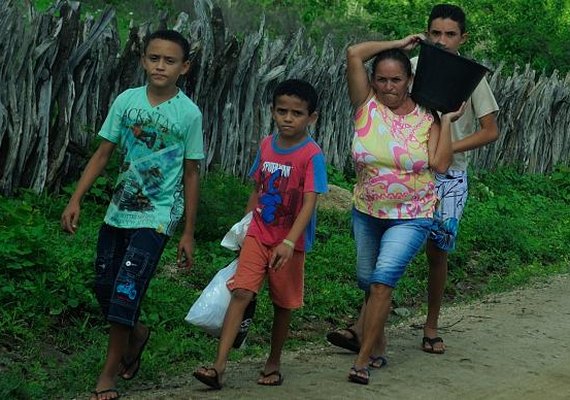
left=398, top=34, right=424, bottom=51
left=444, top=101, right=467, bottom=122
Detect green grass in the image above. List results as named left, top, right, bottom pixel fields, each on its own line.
left=1, top=166, right=569, bottom=398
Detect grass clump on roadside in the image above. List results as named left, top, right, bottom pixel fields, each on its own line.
left=395, top=166, right=570, bottom=307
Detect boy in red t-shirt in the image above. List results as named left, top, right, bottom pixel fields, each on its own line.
left=193, top=79, right=328, bottom=389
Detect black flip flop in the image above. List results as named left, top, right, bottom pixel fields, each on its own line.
left=368, top=354, right=388, bottom=369
left=348, top=366, right=369, bottom=385
left=193, top=367, right=223, bottom=390
left=422, top=336, right=445, bottom=354
left=257, top=370, right=284, bottom=386
left=326, top=327, right=361, bottom=353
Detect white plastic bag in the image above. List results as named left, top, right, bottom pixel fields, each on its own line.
left=185, top=212, right=253, bottom=337
left=185, top=258, right=237, bottom=337
left=220, top=211, right=253, bottom=250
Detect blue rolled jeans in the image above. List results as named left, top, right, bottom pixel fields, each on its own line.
left=94, top=224, right=168, bottom=327
left=352, top=208, right=431, bottom=290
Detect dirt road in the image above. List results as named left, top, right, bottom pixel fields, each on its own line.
left=130, top=275, right=570, bottom=400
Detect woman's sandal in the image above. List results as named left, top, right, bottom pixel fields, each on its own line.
left=348, top=365, right=370, bottom=385
left=368, top=355, right=388, bottom=369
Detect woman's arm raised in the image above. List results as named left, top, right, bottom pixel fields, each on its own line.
left=346, top=35, right=422, bottom=107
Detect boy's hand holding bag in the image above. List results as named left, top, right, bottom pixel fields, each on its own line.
left=185, top=212, right=253, bottom=338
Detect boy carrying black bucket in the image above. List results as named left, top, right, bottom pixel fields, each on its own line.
left=414, top=3, right=500, bottom=355
left=326, top=3, right=500, bottom=357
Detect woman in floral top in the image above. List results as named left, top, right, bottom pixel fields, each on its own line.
left=345, top=35, right=465, bottom=385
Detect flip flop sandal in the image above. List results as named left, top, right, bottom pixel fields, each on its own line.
left=422, top=336, right=445, bottom=354
left=348, top=365, right=370, bottom=385
left=326, top=327, right=361, bottom=353
left=257, top=370, right=284, bottom=386
left=368, top=355, right=388, bottom=369
left=193, top=366, right=223, bottom=390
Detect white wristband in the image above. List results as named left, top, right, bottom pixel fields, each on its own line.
left=282, top=239, right=295, bottom=249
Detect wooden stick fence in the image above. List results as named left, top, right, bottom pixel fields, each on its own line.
left=0, top=0, right=568, bottom=195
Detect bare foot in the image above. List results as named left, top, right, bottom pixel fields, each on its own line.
left=90, top=375, right=119, bottom=400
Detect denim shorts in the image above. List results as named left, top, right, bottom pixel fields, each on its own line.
left=94, top=224, right=168, bottom=327
left=352, top=208, right=431, bottom=290
left=429, top=170, right=468, bottom=252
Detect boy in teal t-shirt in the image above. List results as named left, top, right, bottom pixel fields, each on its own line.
left=61, top=30, right=204, bottom=400
left=99, top=85, right=203, bottom=235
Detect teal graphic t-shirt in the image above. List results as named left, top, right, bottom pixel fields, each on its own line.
left=98, top=86, right=204, bottom=236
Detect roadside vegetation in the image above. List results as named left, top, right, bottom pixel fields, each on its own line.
left=2, top=1, right=569, bottom=398
left=2, top=165, right=569, bottom=398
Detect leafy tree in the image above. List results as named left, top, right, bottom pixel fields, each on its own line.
left=364, top=0, right=434, bottom=38
left=463, top=0, right=570, bottom=73
left=32, top=0, right=570, bottom=76
left=364, top=0, right=570, bottom=73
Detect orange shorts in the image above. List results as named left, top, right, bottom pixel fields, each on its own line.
left=227, top=235, right=305, bottom=309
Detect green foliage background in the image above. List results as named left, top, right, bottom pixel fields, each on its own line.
left=223, top=0, right=570, bottom=74
left=32, top=0, right=570, bottom=74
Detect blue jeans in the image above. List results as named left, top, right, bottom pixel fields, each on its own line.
left=352, top=208, right=431, bottom=290
left=94, top=224, right=168, bottom=327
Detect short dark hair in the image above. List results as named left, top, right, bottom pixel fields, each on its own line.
left=143, top=29, right=190, bottom=61
left=272, top=79, right=318, bottom=114
left=428, top=4, right=466, bottom=34
left=371, top=49, right=412, bottom=78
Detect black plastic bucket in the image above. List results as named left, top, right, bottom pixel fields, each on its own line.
left=411, top=40, right=490, bottom=114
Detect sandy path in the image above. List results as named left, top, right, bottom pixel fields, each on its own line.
left=130, top=274, right=570, bottom=400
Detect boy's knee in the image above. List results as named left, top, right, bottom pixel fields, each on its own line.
left=272, top=303, right=292, bottom=312
left=231, top=288, right=255, bottom=303
left=369, top=282, right=393, bottom=298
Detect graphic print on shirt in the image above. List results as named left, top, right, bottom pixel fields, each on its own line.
left=352, top=99, right=435, bottom=219
left=260, top=169, right=283, bottom=224
left=258, top=161, right=300, bottom=228
left=111, top=108, right=184, bottom=215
